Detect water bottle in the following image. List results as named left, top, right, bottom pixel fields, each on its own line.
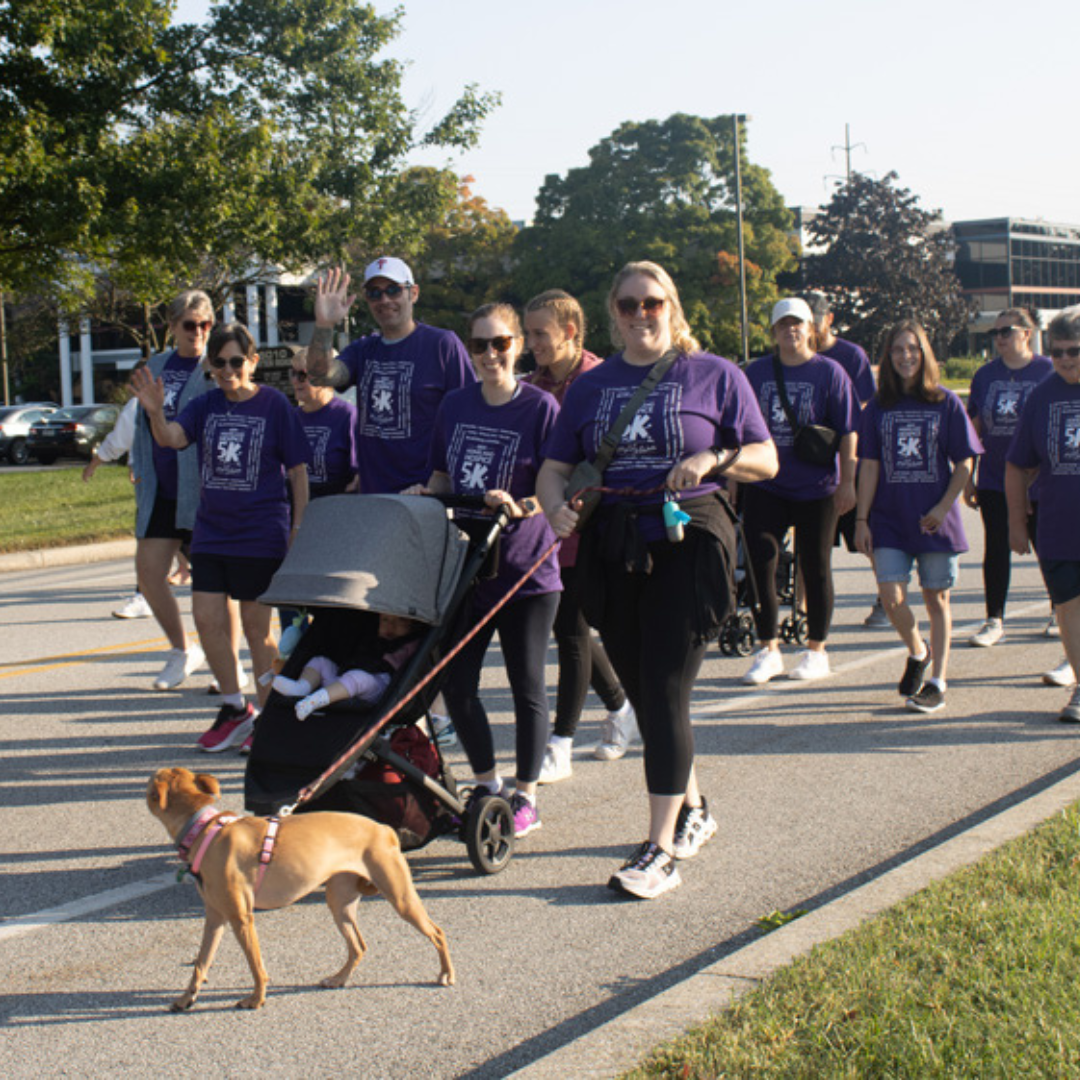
left=663, top=496, right=691, bottom=543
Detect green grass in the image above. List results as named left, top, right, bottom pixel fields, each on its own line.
left=625, top=803, right=1080, bottom=1078
left=0, top=464, right=136, bottom=552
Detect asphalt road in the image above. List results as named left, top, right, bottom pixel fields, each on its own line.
left=1, top=516, right=1077, bottom=1078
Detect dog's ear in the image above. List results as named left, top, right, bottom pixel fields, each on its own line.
left=194, top=773, right=221, bottom=797
left=149, top=770, right=171, bottom=811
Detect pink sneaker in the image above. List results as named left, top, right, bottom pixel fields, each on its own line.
left=510, top=792, right=541, bottom=838
left=197, top=703, right=255, bottom=753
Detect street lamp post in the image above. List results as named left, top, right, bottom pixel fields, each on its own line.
left=733, top=114, right=750, bottom=367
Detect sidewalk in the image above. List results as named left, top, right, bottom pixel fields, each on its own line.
left=0, top=537, right=135, bottom=574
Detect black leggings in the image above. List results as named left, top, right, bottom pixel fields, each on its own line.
left=442, top=591, right=559, bottom=785
left=550, top=565, right=626, bottom=739
left=742, top=486, right=839, bottom=643
left=594, top=531, right=709, bottom=796
left=978, top=488, right=1038, bottom=619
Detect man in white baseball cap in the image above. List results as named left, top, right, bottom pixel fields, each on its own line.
left=304, top=257, right=475, bottom=494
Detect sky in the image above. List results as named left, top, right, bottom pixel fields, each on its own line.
left=175, top=0, right=1079, bottom=227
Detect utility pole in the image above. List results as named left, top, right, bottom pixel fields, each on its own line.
left=733, top=113, right=750, bottom=367
left=1, top=291, right=9, bottom=406
left=831, top=123, right=867, bottom=182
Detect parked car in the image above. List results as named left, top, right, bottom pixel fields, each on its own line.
left=27, top=404, right=120, bottom=464
left=0, top=403, right=58, bottom=465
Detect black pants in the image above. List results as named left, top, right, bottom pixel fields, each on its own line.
left=442, top=591, right=559, bottom=785
left=550, top=564, right=626, bottom=739
left=742, top=486, right=839, bottom=643
left=978, top=489, right=1038, bottom=619
left=594, top=531, right=709, bottom=796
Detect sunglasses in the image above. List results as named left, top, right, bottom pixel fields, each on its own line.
left=1050, top=346, right=1080, bottom=360
left=182, top=319, right=212, bottom=333
left=615, top=296, right=665, bottom=317
left=365, top=283, right=408, bottom=300
left=209, top=354, right=247, bottom=370
left=989, top=326, right=1022, bottom=337
left=468, top=336, right=515, bottom=355
left=288, top=368, right=309, bottom=382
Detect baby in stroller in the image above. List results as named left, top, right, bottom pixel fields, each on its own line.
left=273, top=612, right=424, bottom=720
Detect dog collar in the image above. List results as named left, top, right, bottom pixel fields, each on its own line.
left=176, top=806, right=221, bottom=862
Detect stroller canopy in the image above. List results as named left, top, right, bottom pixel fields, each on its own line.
left=260, top=494, right=470, bottom=625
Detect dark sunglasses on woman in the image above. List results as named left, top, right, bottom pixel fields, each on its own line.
left=182, top=319, right=213, bottom=333
left=209, top=355, right=247, bottom=370
left=468, top=336, right=514, bottom=354
left=288, top=368, right=309, bottom=382
left=615, top=296, right=665, bottom=317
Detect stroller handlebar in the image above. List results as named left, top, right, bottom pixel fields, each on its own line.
left=427, top=492, right=513, bottom=524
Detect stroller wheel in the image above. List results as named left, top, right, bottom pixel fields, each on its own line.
left=793, top=615, right=809, bottom=645
left=465, top=794, right=515, bottom=875
left=735, top=626, right=756, bottom=656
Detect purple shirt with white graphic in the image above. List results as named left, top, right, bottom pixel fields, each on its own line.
left=859, top=390, right=983, bottom=554
left=546, top=351, right=771, bottom=543
left=177, top=385, right=311, bottom=559
left=429, top=381, right=562, bottom=610
left=967, top=355, right=1053, bottom=492
left=153, top=351, right=202, bottom=499
left=1006, top=373, right=1080, bottom=561
left=297, top=395, right=358, bottom=499
left=820, top=337, right=876, bottom=405
left=338, top=322, right=476, bottom=494
left=745, top=353, right=858, bottom=500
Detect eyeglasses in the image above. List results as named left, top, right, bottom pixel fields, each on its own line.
left=1050, top=346, right=1080, bottom=360
left=182, top=319, right=212, bottom=333
left=989, top=326, right=1022, bottom=337
left=288, top=368, right=309, bottom=382
left=365, top=283, right=409, bottom=300
left=615, top=296, right=666, bottom=318
left=467, top=336, right=515, bottom=355
left=209, top=355, right=247, bottom=370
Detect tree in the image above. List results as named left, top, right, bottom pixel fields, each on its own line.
left=802, top=172, right=971, bottom=357
left=511, top=114, right=797, bottom=358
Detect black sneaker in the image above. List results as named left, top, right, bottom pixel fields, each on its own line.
left=608, top=841, right=682, bottom=900
left=906, top=683, right=945, bottom=714
left=898, top=652, right=932, bottom=697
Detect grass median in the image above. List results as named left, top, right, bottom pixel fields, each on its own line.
left=0, top=465, right=136, bottom=553
left=626, top=802, right=1080, bottom=1077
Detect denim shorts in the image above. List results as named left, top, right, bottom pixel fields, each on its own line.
left=874, top=547, right=959, bottom=592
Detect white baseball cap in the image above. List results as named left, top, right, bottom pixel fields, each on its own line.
left=770, top=297, right=814, bottom=326
left=364, top=257, right=414, bottom=286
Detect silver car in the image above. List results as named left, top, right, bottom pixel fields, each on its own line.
left=0, top=403, right=57, bottom=465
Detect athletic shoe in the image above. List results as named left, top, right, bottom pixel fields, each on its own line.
left=1045, top=614, right=1060, bottom=637
left=538, top=740, right=573, bottom=784
left=239, top=726, right=256, bottom=755
left=510, top=792, right=541, bottom=837
left=898, top=651, right=932, bottom=697
left=594, top=703, right=639, bottom=761
left=906, top=683, right=945, bottom=714
left=742, top=647, right=784, bottom=685
left=196, top=702, right=255, bottom=752
left=864, top=599, right=891, bottom=628
left=969, top=618, right=1004, bottom=648
left=112, top=593, right=151, bottom=619
left=788, top=649, right=830, bottom=681
left=430, top=713, right=458, bottom=749
left=153, top=644, right=206, bottom=691
left=672, top=798, right=718, bottom=860
left=208, top=664, right=252, bottom=695
left=1060, top=688, right=1080, bottom=724
left=1043, top=659, right=1077, bottom=688
left=608, top=841, right=682, bottom=900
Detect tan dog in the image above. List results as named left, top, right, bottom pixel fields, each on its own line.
left=147, top=766, right=454, bottom=1010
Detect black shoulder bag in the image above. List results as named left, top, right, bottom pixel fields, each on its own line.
left=772, top=356, right=840, bottom=468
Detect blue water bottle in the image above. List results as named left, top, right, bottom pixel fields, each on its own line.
left=663, top=495, right=691, bottom=543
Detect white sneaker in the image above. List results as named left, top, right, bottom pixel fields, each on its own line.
left=538, top=740, right=573, bottom=784
left=430, top=713, right=458, bottom=749
left=113, top=593, right=151, bottom=619
left=608, top=842, right=681, bottom=900
left=788, top=649, right=830, bottom=681
left=209, top=663, right=252, bottom=695
left=153, top=644, right=206, bottom=691
left=1043, top=659, right=1077, bottom=688
left=594, top=703, right=639, bottom=761
left=742, top=647, right=784, bottom=685
left=1045, top=614, right=1060, bottom=637
left=969, top=618, right=1004, bottom=648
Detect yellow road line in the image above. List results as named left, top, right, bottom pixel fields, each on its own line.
left=0, top=636, right=169, bottom=680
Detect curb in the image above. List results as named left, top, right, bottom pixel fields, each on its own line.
left=507, top=768, right=1080, bottom=1079
left=0, top=538, right=136, bottom=573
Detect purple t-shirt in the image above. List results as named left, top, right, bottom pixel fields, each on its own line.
left=1006, top=373, right=1080, bottom=561
left=153, top=352, right=202, bottom=500
left=967, top=355, right=1053, bottom=492
left=177, top=385, right=311, bottom=559
left=297, top=396, right=358, bottom=499
left=820, top=337, right=876, bottom=405
left=546, top=351, right=771, bottom=543
left=745, top=353, right=858, bottom=500
left=859, top=390, right=983, bottom=554
left=338, top=322, right=477, bottom=494
left=429, top=381, right=562, bottom=610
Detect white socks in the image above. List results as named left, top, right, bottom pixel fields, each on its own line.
left=296, top=687, right=330, bottom=720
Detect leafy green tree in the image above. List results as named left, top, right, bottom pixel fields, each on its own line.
left=512, top=114, right=796, bottom=358
left=802, top=171, right=971, bottom=357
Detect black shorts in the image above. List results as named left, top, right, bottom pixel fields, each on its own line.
left=834, top=505, right=858, bottom=551
left=1039, top=559, right=1080, bottom=607
left=190, top=553, right=282, bottom=602
left=144, top=494, right=192, bottom=543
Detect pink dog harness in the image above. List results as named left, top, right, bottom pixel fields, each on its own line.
left=175, top=806, right=280, bottom=893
